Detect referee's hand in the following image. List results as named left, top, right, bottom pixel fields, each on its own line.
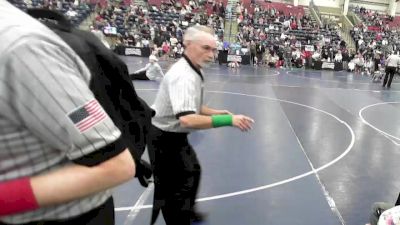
left=232, top=115, right=254, bottom=132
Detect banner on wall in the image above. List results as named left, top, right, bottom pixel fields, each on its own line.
left=322, top=62, right=335, bottom=69
left=114, top=46, right=151, bottom=57
left=227, top=55, right=242, bottom=62
left=125, top=48, right=142, bottom=56
left=305, top=45, right=315, bottom=52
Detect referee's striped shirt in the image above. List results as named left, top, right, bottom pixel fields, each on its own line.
left=0, top=1, right=122, bottom=223
left=152, top=54, right=204, bottom=133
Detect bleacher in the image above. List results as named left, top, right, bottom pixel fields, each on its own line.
left=350, top=6, right=400, bottom=54
left=10, top=0, right=94, bottom=27
left=148, top=5, right=224, bottom=37
left=237, top=1, right=337, bottom=47
left=240, top=0, right=304, bottom=16
left=98, top=4, right=132, bottom=36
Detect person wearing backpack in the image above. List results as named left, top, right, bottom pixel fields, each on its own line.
left=27, top=7, right=155, bottom=189
left=0, top=1, right=135, bottom=224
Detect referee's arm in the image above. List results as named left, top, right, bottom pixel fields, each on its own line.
left=200, top=105, right=232, bottom=116
left=179, top=113, right=214, bottom=129
left=31, top=149, right=135, bottom=207
left=1, top=39, right=135, bottom=213
left=169, top=75, right=253, bottom=131
left=179, top=110, right=253, bottom=131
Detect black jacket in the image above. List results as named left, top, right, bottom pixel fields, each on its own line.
left=28, top=9, right=154, bottom=186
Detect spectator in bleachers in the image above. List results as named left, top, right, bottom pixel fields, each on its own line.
left=173, top=42, right=184, bottom=58
left=142, top=38, right=150, bottom=47
left=161, top=41, right=170, bottom=59
left=170, top=35, right=178, bottom=48
left=293, top=47, right=303, bottom=67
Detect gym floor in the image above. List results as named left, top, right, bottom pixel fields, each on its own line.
left=114, top=56, right=400, bottom=225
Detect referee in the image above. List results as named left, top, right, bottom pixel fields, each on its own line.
left=0, top=2, right=135, bottom=224
left=148, top=25, right=254, bottom=225
left=383, top=51, right=400, bottom=88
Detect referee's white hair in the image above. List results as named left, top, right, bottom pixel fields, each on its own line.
left=183, top=25, right=216, bottom=45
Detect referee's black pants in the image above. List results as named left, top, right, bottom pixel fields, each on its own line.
left=148, top=125, right=201, bottom=225
left=250, top=53, right=256, bottom=65
left=0, top=197, right=114, bottom=225
left=383, top=66, right=396, bottom=88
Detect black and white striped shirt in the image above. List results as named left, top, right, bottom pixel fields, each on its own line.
left=0, top=1, right=121, bottom=223
left=151, top=55, right=204, bottom=133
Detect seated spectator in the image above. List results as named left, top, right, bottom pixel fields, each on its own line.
left=290, top=20, right=297, bottom=30
left=312, top=50, right=321, bottom=60
left=173, top=43, right=184, bottom=58
left=348, top=60, right=355, bottom=72
left=161, top=41, right=170, bottom=59
left=354, top=54, right=365, bottom=73
left=334, top=51, right=342, bottom=62
left=142, top=38, right=150, bottom=47
left=170, top=35, right=178, bottom=47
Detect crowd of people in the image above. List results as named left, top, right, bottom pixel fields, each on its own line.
left=11, top=0, right=94, bottom=25
left=113, top=0, right=398, bottom=85
left=346, top=5, right=400, bottom=85
left=91, top=0, right=356, bottom=72
left=92, top=0, right=225, bottom=59
left=214, top=1, right=348, bottom=70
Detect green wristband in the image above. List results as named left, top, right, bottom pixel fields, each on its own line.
left=211, top=114, right=233, bottom=127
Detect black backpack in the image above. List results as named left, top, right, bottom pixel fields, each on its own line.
left=27, top=8, right=153, bottom=187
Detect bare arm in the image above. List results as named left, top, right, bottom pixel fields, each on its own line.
left=179, top=113, right=254, bottom=131
left=200, top=105, right=232, bottom=116
left=133, top=63, right=150, bottom=74
left=31, top=148, right=135, bottom=207
left=179, top=114, right=213, bottom=129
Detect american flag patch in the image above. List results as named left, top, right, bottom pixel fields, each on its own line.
left=68, top=99, right=107, bottom=133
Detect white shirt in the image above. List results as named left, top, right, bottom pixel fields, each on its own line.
left=142, top=39, right=149, bottom=47
left=283, top=20, right=290, bottom=28
left=135, top=62, right=164, bottom=81
left=386, top=54, right=400, bottom=67
left=170, top=37, right=178, bottom=46
left=152, top=56, right=204, bottom=133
